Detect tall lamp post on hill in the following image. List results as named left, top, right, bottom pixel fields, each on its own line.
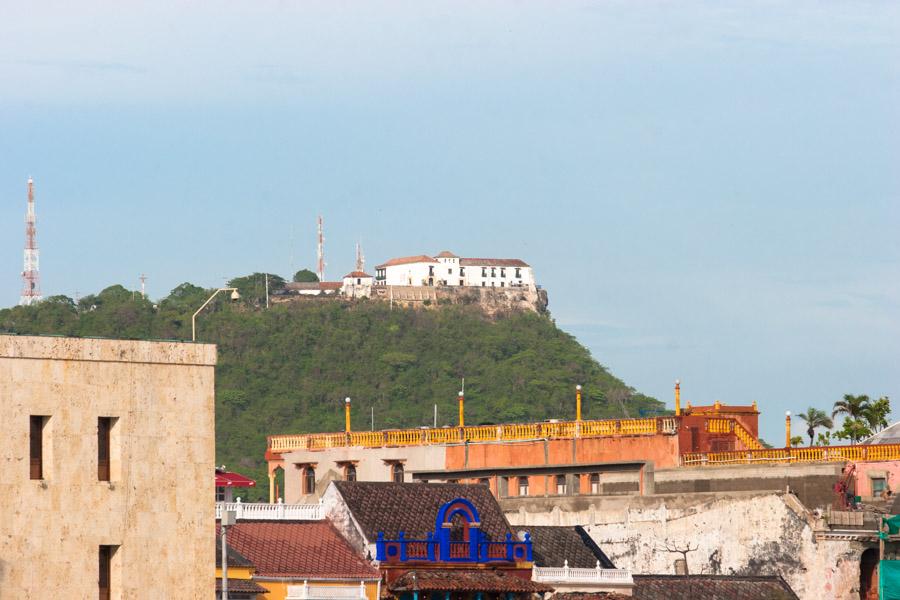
left=192, top=288, right=240, bottom=341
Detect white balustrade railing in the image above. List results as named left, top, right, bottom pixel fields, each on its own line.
left=533, top=561, right=633, bottom=585
left=286, top=582, right=367, bottom=600
left=216, top=499, right=323, bottom=520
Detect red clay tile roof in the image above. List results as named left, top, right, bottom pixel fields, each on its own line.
left=459, top=258, right=529, bottom=267
left=216, top=578, right=270, bottom=594
left=320, top=282, right=343, bottom=290
left=223, top=521, right=379, bottom=579
left=216, top=538, right=254, bottom=568
left=375, top=255, right=439, bottom=269
left=344, top=271, right=373, bottom=278
left=333, top=481, right=513, bottom=543
left=389, top=570, right=552, bottom=593
left=632, top=575, right=798, bottom=599
left=435, top=251, right=458, bottom=258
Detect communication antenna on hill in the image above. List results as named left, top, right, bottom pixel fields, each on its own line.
left=355, top=241, right=365, bottom=272
left=139, top=274, right=147, bottom=299
left=20, top=177, right=42, bottom=306
left=316, top=215, right=325, bottom=282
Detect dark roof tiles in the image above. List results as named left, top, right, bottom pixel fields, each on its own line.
left=516, top=525, right=614, bottom=569
left=389, top=570, right=552, bottom=593
left=333, top=481, right=513, bottom=543
left=632, top=575, right=798, bottom=600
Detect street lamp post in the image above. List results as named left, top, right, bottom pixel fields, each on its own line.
left=220, top=509, right=236, bottom=600
left=192, top=288, right=240, bottom=341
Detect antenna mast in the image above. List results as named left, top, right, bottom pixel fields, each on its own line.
left=139, top=274, right=147, bottom=299
left=317, top=215, right=325, bottom=281
left=356, top=241, right=365, bottom=272
left=20, top=177, right=42, bottom=306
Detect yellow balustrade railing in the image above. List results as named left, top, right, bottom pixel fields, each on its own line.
left=706, top=418, right=733, bottom=434
left=268, top=415, right=676, bottom=453
left=732, top=422, right=763, bottom=450
left=619, top=418, right=657, bottom=435
left=682, top=443, right=900, bottom=466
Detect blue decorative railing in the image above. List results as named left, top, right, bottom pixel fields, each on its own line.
left=375, top=531, right=533, bottom=564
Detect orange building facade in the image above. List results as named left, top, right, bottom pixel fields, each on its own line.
left=265, top=386, right=763, bottom=503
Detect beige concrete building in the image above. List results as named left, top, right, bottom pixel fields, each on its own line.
left=0, top=334, right=216, bottom=599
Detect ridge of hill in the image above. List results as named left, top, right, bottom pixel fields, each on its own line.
left=0, top=279, right=663, bottom=500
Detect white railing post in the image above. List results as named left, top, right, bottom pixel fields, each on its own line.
left=302, top=580, right=309, bottom=600
left=564, top=559, right=569, bottom=579
left=235, top=497, right=244, bottom=520
left=359, top=580, right=366, bottom=598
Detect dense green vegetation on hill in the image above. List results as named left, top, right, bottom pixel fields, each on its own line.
left=1, top=277, right=662, bottom=500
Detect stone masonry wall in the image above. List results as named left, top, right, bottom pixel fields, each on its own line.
left=0, top=335, right=216, bottom=599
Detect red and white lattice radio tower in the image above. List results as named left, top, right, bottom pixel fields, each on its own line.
left=316, top=215, right=326, bottom=282
left=20, top=177, right=42, bottom=306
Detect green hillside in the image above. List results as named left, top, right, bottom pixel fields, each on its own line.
left=0, top=278, right=663, bottom=500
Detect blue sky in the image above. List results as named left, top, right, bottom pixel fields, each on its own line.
left=1, top=1, right=898, bottom=444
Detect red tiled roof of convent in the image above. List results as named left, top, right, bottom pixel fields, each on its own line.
left=459, top=258, right=529, bottom=267
left=222, top=521, right=379, bottom=579
left=344, top=271, right=372, bottom=278
left=375, top=255, right=439, bottom=269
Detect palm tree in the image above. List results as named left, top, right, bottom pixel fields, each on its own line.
left=862, top=396, right=891, bottom=434
left=797, top=408, right=833, bottom=446
left=832, top=394, right=871, bottom=420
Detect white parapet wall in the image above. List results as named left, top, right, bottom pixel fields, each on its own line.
left=216, top=500, right=324, bottom=520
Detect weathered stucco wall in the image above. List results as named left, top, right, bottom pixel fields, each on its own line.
left=281, top=444, right=447, bottom=503
left=0, top=334, right=216, bottom=599
left=654, top=462, right=844, bottom=509
left=504, top=491, right=870, bottom=600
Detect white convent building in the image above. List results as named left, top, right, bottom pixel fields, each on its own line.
left=374, top=251, right=536, bottom=289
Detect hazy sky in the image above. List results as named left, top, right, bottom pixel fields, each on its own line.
left=1, top=1, right=898, bottom=444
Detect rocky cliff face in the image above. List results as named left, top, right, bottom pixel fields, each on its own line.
left=370, top=285, right=548, bottom=316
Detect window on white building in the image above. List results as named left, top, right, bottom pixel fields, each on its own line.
left=515, top=268, right=521, bottom=278
left=491, top=268, right=496, bottom=277
left=500, top=268, right=506, bottom=278
left=482, top=267, right=487, bottom=277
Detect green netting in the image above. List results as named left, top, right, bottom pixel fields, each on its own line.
left=880, top=559, right=900, bottom=599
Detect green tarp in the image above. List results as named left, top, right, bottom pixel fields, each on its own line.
left=881, top=559, right=900, bottom=599
left=884, top=515, right=900, bottom=536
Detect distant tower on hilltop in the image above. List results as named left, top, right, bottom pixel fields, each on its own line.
left=356, top=241, right=365, bottom=272
left=20, top=177, right=42, bottom=306
left=317, top=215, right=326, bottom=282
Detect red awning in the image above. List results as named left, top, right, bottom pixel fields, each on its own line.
left=216, top=471, right=257, bottom=488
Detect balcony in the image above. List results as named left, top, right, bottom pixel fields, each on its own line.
left=286, top=582, right=368, bottom=600
left=533, top=561, right=634, bottom=587
left=216, top=499, right=323, bottom=520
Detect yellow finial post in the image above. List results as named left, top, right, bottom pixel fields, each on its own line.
left=345, top=397, right=352, bottom=433
left=785, top=411, right=791, bottom=448
left=674, top=380, right=681, bottom=416
left=576, top=385, right=583, bottom=422
left=714, top=399, right=721, bottom=412
left=458, top=391, right=465, bottom=427
left=752, top=400, right=758, bottom=412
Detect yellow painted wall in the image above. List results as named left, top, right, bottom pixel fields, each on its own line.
left=216, top=566, right=255, bottom=581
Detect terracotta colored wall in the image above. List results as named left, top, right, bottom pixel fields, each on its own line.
left=446, top=435, right=681, bottom=471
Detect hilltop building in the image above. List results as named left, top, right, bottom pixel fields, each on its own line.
left=0, top=334, right=216, bottom=599
left=375, top=251, right=536, bottom=289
